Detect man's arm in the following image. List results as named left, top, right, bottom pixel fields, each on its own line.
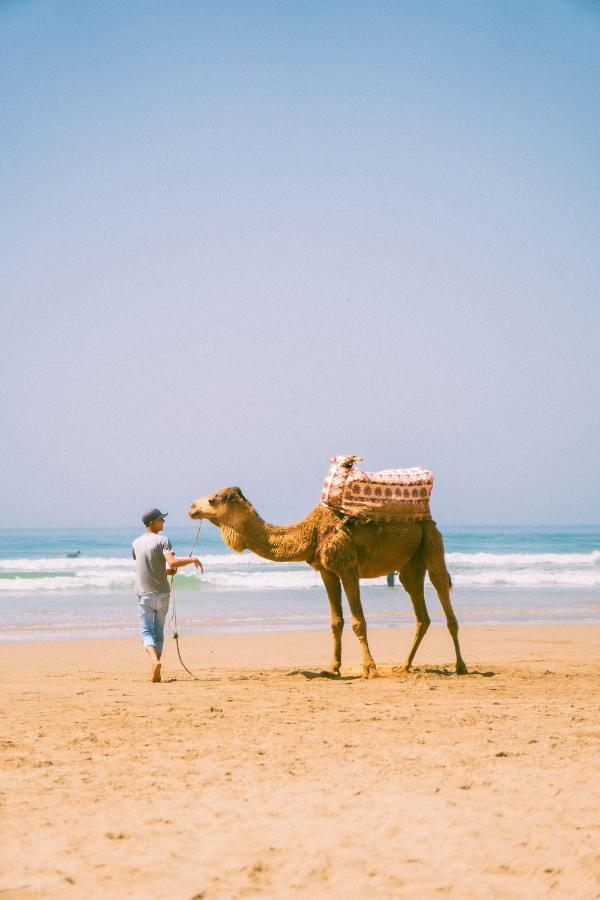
left=164, top=550, right=203, bottom=573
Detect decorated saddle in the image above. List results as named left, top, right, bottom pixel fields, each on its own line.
left=320, top=455, right=433, bottom=522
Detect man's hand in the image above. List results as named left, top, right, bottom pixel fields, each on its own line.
left=164, top=551, right=203, bottom=573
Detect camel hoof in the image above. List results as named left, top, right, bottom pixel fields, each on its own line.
left=393, top=664, right=411, bottom=675
left=363, top=665, right=380, bottom=679
left=456, top=662, right=468, bottom=675
left=328, top=666, right=341, bottom=677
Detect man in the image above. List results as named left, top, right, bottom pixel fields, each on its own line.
left=132, top=508, right=202, bottom=682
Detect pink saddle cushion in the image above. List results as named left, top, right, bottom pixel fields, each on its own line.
left=321, top=455, right=433, bottom=521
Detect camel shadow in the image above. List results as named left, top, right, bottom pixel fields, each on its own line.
left=421, top=666, right=496, bottom=678
left=286, top=667, right=496, bottom=680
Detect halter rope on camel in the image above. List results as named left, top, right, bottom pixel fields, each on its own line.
left=168, top=522, right=203, bottom=681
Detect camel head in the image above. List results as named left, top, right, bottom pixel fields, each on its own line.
left=188, top=487, right=250, bottom=524
left=188, top=487, right=252, bottom=553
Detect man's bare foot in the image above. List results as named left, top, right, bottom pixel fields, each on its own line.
left=151, top=661, right=162, bottom=683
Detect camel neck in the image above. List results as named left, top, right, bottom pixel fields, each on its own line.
left=230, top=512, right=315, bottom=563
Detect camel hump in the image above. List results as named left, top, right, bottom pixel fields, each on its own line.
left=321, top=456, right=433, bottom=522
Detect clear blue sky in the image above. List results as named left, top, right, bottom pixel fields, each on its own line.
left=1, top=0, right=599, bottom=526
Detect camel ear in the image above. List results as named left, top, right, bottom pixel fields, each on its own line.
left=223, top=487, right=246, bottom=504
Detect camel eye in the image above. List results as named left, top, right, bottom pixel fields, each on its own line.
left=208, top=497, right=217, bottom=506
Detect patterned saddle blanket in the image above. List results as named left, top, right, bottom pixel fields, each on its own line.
left=320, top=455, right=433, bottom=522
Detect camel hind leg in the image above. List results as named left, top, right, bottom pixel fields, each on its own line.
left=397, top=551, right=430, bottom=672
left=423, top=521, right=468, bottom=674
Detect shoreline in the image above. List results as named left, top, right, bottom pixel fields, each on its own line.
left=2, top=624, right=599, bottom=898
left=2, top=581, right=599, bottom=645
left=2, top=622, right=599, bottom=669
left=2, top=615, right=600, bottom=645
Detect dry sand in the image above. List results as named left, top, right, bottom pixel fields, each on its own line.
left=1, top=624, right=599, bottom=899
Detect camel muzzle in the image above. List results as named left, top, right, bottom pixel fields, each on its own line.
left=188, top=501, right=206, bottom=520
left=189, top=497, right=219, bottom=521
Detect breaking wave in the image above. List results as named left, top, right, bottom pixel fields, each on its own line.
left=446, top=551, right=600, bottom=566
left=0, top=548, right=599, bottom=592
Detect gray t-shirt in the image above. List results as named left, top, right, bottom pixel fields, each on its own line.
left=132, top=533, right=173, bottom=595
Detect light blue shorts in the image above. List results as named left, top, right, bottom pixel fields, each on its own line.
left=137, top=591, right=170, bottom=654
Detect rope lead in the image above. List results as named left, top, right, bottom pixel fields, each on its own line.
left=168, top=523, right=203, bottom=681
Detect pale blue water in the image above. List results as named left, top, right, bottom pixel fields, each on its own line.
left=0, top=524, right=598, bottom=641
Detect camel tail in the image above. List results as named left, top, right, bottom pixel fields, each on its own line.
left=421, top=520, right=453, bottom=592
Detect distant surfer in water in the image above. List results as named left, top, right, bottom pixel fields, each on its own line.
left=66, top=550, right=81, bottom=558
left=132, top=508, right=202, bottom=682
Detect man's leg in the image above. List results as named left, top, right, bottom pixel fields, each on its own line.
left=151, top=595, right=170, bottom=679
left=138, top=596, right=162, bottom=682
left=146, top=641, right=162, bottom=682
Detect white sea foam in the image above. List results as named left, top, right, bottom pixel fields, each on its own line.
left=447, top=551, right=600, bottom=566
left=199, top=570, right=326, bottom=590
left=0, top=552, right=263, bottom=573
left=191, top=553, right=273, bottom=568
left=196, top=569, right=600, bottom=589
left=0, top=574, right=136, bottom=592
left=1, top=549, right=600, bottom=591
left=455, top=570, right=600, bottom=587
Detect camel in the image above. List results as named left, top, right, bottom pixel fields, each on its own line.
left=188, top=488, right=467, bottom=678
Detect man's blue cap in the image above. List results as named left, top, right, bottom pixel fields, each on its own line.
left=142, top=508, right=168, bottom=526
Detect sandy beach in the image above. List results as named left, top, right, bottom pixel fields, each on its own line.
left=1, top=624, right=599, bottom=898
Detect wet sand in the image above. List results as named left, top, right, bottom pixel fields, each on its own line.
left=1, top=624, right=599, bottom=898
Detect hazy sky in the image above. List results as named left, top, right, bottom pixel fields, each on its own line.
left=2, top=0, right=599, bottom=527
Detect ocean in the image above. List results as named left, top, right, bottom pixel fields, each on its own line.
left=0, top=524, right=598, bottom=642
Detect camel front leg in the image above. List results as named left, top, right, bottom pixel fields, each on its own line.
left=340, top=573, right=379, bottom=678
left=320, top=570, right=344, bottom=675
